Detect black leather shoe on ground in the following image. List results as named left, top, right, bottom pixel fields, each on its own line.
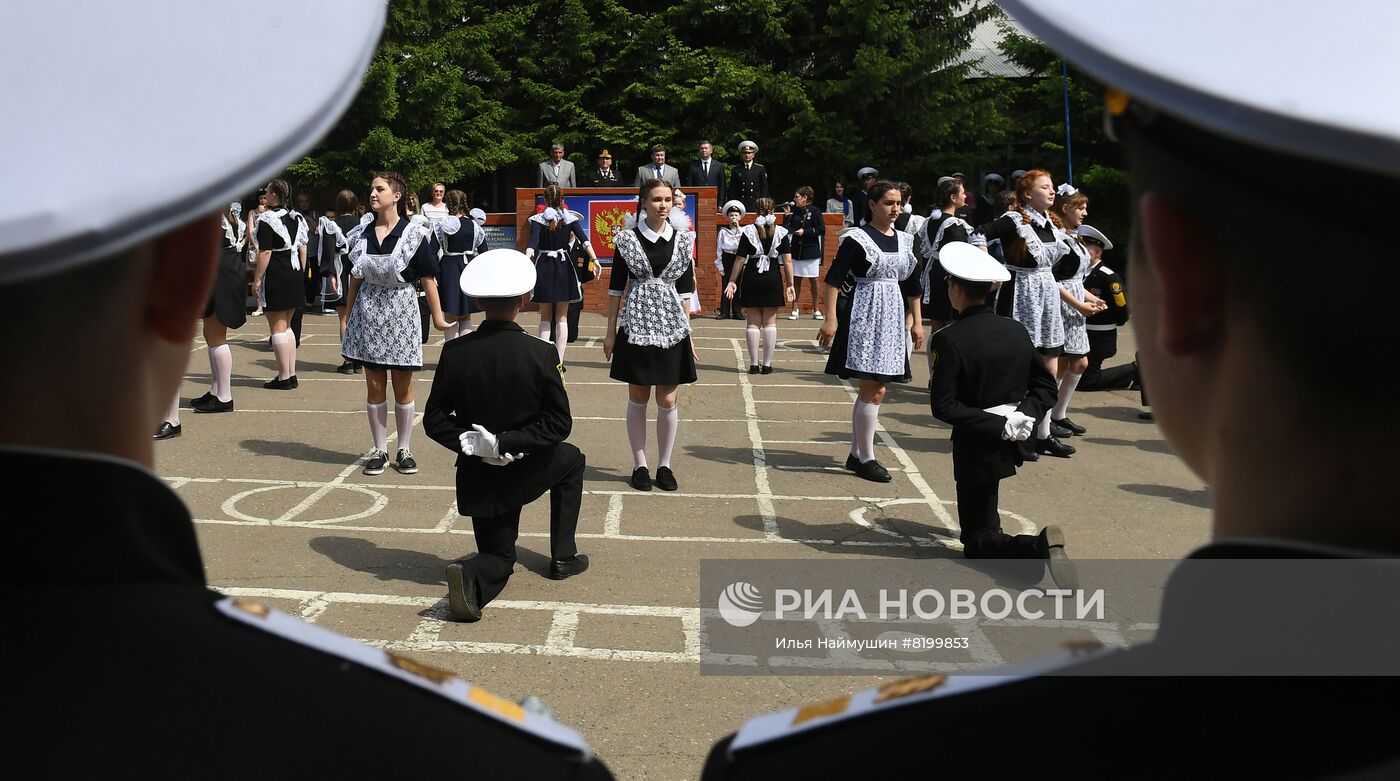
left=192, top=397, right=234, bottom=414
left=549, top=554, right=590, bottom=580
left=153, top=422, right=181, bottom=440
left=760, top=365, right=773, bottom=375
left=263, top=375, right=298, bottom=390
left=1138, top=411, right=1154, bottom=421
left=1053, top=417, right=1086, bottom=435
left=445, top=562, right=482, bottom=622
left=1019, top=440, right=1039, bottom=462
left=654, top=466, right=678, bottom=492
left=1036, top=436, right=1076, bottom=458
left=853, top=459, right=892, bottom=483
left=192, top=392, right=214, bottom=407
left=630, top=466, right=653, bottom=491
left=731, top=311, right=745, bottom=320
left=336, top=361, right=356, bottom=375
left=714, top=311, right=728, bottom=320
left=1049, top=421, right=1074, bottom=439
left=748, top=365, right=760, bottom=374
left=1038, top=525, right=1079, bottom=590
left=844, top=453, right=860, bottom=471
left=394, top=449, right=418, bottom=474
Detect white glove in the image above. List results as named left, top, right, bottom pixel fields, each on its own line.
left=1002, top=411, right=1035, bottom=442
left=458, top=424, right=502, bottom=459
left=482, top=453, right=518, bottom=467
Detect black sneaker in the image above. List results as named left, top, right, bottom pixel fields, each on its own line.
left=192, top=397, right=233, bottom=414
left=336, top=361, right=356, bottom=375
left=630, top=466, right=652, bottom=491
left=445, top=562, right=482, bottom=622
left=1035, top=436, right=1076, bottom=458
left=1053, top=417, right=1086, bottom=435
left=654, top=466, right=678, bottom=492
left=153, top=421, right=181, bottom=440
left=363, top=449, right=388, bottom=475
left=748, top=365, right=760, bottom=374
left=853, top=459, right=892, bottom=483
left=1049, top=420, right=1074, bottom=439
left=549, top=554, right=590, bottom=580
left=394, top=449, right=418, bottom=474
left=760, top=365, right=773, bottom=375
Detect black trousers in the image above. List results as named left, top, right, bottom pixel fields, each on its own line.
left=1080, top=354, right=1148, bottom=405
left=462, top=449, right=585, bottom=607
left=956, top=479, right=1041, bottom=559
left=719, top=255, right=742, bottom=316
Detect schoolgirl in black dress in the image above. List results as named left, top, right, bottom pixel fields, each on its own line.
left=435, top=189, right=490, bottom=341
left=725, top=197, right=795, bottom=374
left=342, top=172, right=448, bottom=477
left=252, top=178, right=308, bottom=389
left=191, top=202, right=250, bottom=413
left=527, top=184, right=597, bottom=366
left=816, top=181, right=924, bottom=483
left=318, top=189, right=363, bottom=374
left=919, top=177, right=987, bottom=344
left=604, top=179, right=697, bottom=493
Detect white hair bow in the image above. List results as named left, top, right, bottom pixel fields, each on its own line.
left=1056, top=183, right=1078, bottom=197
left=543, top=207, right=564, bottom=222
left=757, top=214, right=775, bottom=227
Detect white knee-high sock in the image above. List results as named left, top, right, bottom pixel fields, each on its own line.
left=627, top=400, right=648, bottom=469
left=166, top=396, right=181, bottom=426
left=761, top=325, right=778, bottom=367
left=367, top=402, right=388, bottom=452
left=656, top=403, right=679, bottom=468
left=1052, top=372, right=1082, bottom=420
left=854, top=400, right=879, bottom=462
left=395, top=402, right=415, bottom=452
left=209, top=344, right=233, bottom=401
left=745, top=325, right=760, bottom=366
left=538, top=319, right=552, bottom=343
left=270, top=331, right=295, bottom=379
left=554, top=320, right=568, bottom=361
left=443, top=322, right=459, bottom=341
left=1037, top=410, right=1053, bottom=440
left=459, top=314, right=473, bottom=335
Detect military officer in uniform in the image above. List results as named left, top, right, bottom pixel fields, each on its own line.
left=3, top=4, right=615, bottom=778
left=425, top=249, right=590, bottom=623
left=729, top=140, right=769, bottom=212
left=701, top=1, right=1400, bottom=777
left=586, top=148, right=622, bottom=187
left=850, top=166, right=878, bottom=226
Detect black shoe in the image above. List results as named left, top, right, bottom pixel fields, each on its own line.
left=630, top=467, right=652, bottom=491
left=337, top=361, right=356, bottom=375
left=1019, top=440, right=1040, bottom=462
left=153, top=421, right=181, bottom=440
left=853, top=459, right=892, bottom=483
left=263, top=375, right=298, bottom=390
left=731, top=312, right=745, bottom=320
left=748, top=365, right=760, bottom=374
left=192, top=392, right=214, bottom=407
left=1036, top=436, right=1076, bottom=458
left=363, top=449, right=388, bottom=476
left=445, top=562, right=482, bottom=622
left=192, top=397, right=233, bottom=414
left=353, top=363, right=362, bottom=374
left=760, top=365, right=773, bottom=375
left=550, top=554, right=590, bottom=580
left=714, top=311, right=728, bottom=320
left=1138, top=411, right=1154, bottom=421
left=1053, top=417, right=1086, bottom=435
left=654, top=466, right=677, bottom=492
left=844, top=453, right=860, bottom=472
left=1038, top=525, right=1079, bottom=590
left=1049, top=420, right=1074, bottom=439
left=394, top=449, right=418, bottom=474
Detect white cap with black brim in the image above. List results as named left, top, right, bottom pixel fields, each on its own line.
left=940, top=242, right=1009, bottom=283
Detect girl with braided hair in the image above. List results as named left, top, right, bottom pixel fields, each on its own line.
left=435, top=189, right=490, bottom=341
left=252, top=178, right=308, bottom=390
left=527, top=183, right=596, bottom=366
left=725, top=197, right=795, bottom=374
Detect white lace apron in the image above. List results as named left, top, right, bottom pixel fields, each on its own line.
left=845, top=229, right=917, bottom=377
left=613, top=228, right=694, bottom=348
left=918, top=213, right=986, bottom=304
left=341, top=219, right=430, bottom=368
left=1058, top=237, right=1092, bottom=355
left=1004, top=210, right=1068, bottom=349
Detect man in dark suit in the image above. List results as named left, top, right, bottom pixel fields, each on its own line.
left=685, top=139, right=726, bottom=206
left=729, top=139, right=768, bottom=211
left=586, top=148, right=622, bottom=187
left=424, top=249, right=590, bottom=624
left=634, top=144, right=681, bottom=187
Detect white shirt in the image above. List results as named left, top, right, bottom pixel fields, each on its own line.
left=637, top=218, right=675, bottom=243
left=420, top=203, right=449, bottom=225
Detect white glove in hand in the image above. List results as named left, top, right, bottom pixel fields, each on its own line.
left=482, top=452, right=527, bottom=466
left=1002, top=411, right=1035, bottom=442
left=459, top=424, right=502, bottom=459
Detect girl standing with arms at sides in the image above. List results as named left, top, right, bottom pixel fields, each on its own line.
left=247, top=189, right=268, bottom=317
left=785, top=186, right=826, bottom=321
left=319, top=190, right=363, bottom=374
left=193, top=201, right=251, bottom=413
left=435, top=189, right=490, bottom=341
left=817, top=180, right=924, bottom=483
left=252, top=178, right=308, bottom=389
left=605, top=179, right=698, bottom=493
left=973, top=169, right=1077, bottom=458
left=1048, top=184, right=1106, bottom=442
left=714, top=200, right=746, bottom=320
left=341, top=172, right=449, bottom=476
left=726, top=197, right=795, bottom=374
left=526, top=183, right=597, bottom=365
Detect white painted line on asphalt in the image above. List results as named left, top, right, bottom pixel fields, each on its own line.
left=731, top=338, right=780, bottom=541
left=433, top=499, right=458, bottom=533
left=603, top=493, right=624, bottom=537
left=544, top=609, right=581, bottom=650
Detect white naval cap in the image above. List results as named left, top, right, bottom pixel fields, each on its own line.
left=721, top=200, right=747, bottom=216
left=940, top=242, right=1009, bottom=284
left=461, top=249, right=537, bottom=299
left=857, top=167, right=879, bottom=178
left=0, top=1, right=386, bottom=284
left=1077, top=224, right=1113, bottom=251
left=738, top=140, right=758, bottom=152
left=995, top=0, right=1400, bottom=178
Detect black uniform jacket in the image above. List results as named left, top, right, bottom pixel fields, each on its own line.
left=701, top=539, right=1400, bottom=780
left=729, top=162, right=769, bottom=211
left=424, top=320, right=578, bottom=518
left=928, top=304, right=1057, bottom=482
left=3, top=446, right=613, bottom=779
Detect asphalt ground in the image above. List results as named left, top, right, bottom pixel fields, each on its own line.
left=160, top=309, right=1210, bottom=780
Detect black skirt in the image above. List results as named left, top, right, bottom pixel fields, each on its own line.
left=609, top=329, right=698, bottom=387
left=823, top=294, right=912, bottom=383
left=533, top=250, right=582, bottom=304
left=740, top=263, right=785, bottom=308
left=263, top=251, right=303, bottom=312
left=203, top=245, right=248, bottom=328
left=438, top=253, right=480, bottom=316
left=324, top=263, right=351, bottom=309
left=926, top=272, right=953, bottom=321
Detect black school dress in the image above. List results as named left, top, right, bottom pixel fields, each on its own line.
left=735, top=225, right=791, bottom=308
left=255, top=210, right=308, bottom=312
left=527, top=212, right=586, bottom=304
left=204, top=215, right=248, bottom=329
left=320, top=213, right=361, bottom=309
left=435, top=216, right=489, bottom=316
left=609, top=224, right=698, bottom=387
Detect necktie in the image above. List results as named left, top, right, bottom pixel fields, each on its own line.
left=704, top=161, right=709, bottom=176
left=655, top=165, right=661, bottom=178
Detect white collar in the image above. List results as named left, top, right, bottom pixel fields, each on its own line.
left=638, top=218, right=674, bottom=242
